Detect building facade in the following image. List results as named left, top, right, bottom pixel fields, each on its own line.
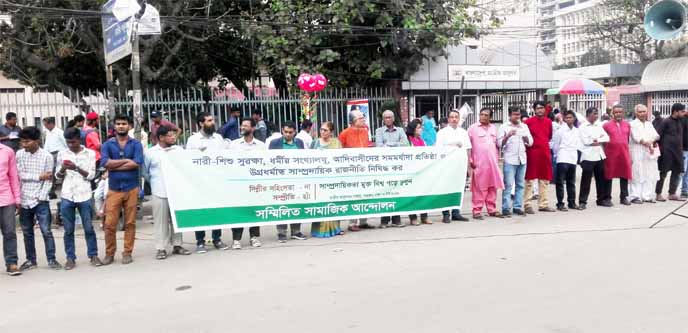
left=537, top=0, right=640, bottom=66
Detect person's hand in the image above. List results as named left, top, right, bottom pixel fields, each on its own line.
left=455, top=142, right=462, bottom=148
left=469, top=160, right=477, bottom=169
left=39, top=172, right=52, bottom=181
left=591, top=140, right=600, bottom=146
left=15, top=204, right=20, bottom=215
left=509, top=129, right=517, bottom=137
left=63, top=160, right=77, bottom=170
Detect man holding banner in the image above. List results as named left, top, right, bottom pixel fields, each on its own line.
left=339, top=110, right=374, bottom=231
left=435, top=109, right=470, bottom=223
left=375, top=110, right=409, bottom=228
left=268, top=122, right=308, bottom=243
left=143, top=125, right=192, bottom=260
left=229, top=118, right=265, bottom=249
left=185, top=112, right=230, bottom=253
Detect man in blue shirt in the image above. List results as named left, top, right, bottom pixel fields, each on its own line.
left=268, top=122, right=307, bottom=242
left=219, top=107, right=241, bottom=140
left=100, top=114, right=144, bottom=265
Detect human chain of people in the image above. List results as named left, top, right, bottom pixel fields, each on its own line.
left=0, top=100, right=684, bottom=277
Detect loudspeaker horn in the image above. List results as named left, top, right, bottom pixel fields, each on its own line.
left=644, top=0, right=687, bottom=40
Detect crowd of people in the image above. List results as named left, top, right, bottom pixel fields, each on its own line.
left=0, top=99, right=685, bottom=276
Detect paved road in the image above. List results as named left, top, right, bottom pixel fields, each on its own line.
left=2, top=188, right=688, bottom=333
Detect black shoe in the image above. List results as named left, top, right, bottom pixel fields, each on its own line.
left=172, top=246, right=192, bottom=255
left=513, top=209, right=526, bottom=216
left=578, top=203, right=587, bottom=210
left=452, top=215, right=469, bottom=222
left=442, top=216, right=451, bottom=223
left=631, top=198, right=643, bottom=204
left=121, top=255, right=133, bottom=265
left=620, top=198, right=631, bottom=206
left=568, top=204, right=579, bottom=210
left=556, top=205, right=568, bottom=212
left=291, top=232, right=307, bottom=240
left=278, top=234, right=288, bottom=243
left=598, top=201, right=613, bottom=207
left=213, top=241, right=230, bottom=250
left=359, top=223, right=376, bottom=229
left=19, top=261, right=37, bottom=271
left=101, top=256, right=114, bottom=266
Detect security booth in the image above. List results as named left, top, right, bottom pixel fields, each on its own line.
left=402, top=41, right=558, bottom=128
left=641, top=57, right=688, bottom=117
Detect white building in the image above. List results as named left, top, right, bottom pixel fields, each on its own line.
left=537, top=0, right=640, bottom=66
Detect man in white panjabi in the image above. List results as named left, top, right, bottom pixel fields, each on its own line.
left=629, top=104, right=661, bottom=203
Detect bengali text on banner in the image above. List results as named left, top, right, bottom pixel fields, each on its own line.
left=161, top=147, right=467, bottom=232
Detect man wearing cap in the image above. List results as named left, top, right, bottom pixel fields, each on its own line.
left=149, top=111, right=178, bottom=146
left=82, top=112, right=101, bottom=164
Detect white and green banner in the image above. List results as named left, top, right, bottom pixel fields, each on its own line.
left=161, top=147, right=467, bottom=232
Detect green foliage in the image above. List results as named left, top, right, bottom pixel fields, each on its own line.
left=0, top=0, right=497, bottom=92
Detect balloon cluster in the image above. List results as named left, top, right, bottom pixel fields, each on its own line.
left=297, top=73, right=328, bottom=92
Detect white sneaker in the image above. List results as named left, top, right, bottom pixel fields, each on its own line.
left=232, top=240, right=242, bottom=250
left=250, top=237, right=262, bottom=248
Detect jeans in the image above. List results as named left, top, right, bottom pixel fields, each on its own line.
left=0, top=205, right=17, bottom=267
left=502, top=163, right=526, bottom=213
left=61, top=199, right=98, bottom=260
left=19, top=201, right=56, bottom=263
left=196, top=230, right=222, bottom=245
left=555, top=163, right=577, bottom=207
left=682, top=151, right=688, bottom=195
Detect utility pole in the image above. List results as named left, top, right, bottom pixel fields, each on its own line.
left=131, top=2, right=145, bottom=141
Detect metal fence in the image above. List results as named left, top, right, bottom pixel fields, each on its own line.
left=566, top=94, right=607, bottom=114
left=0, top=86, right=395, bottom=145
left=648, top=91, right=688, bottom=117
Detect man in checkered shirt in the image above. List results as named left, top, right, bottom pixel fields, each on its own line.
left=16, top=126, right=62, bottom=271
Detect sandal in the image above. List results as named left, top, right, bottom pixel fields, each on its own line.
left=155, top=250, right=167, bottom=260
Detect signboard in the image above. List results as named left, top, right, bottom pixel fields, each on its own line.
left=346, top=99, right=371, bottom=137
left=161, top=147, right=467, bottom=232
left=448, top=65, right=520, bottom=82
left=102, top=0, right=132, bottom=65
left=138, top=5, right=161, bottom=35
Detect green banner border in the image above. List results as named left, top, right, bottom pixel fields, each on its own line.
left=175, top=192, right=463, bottom=228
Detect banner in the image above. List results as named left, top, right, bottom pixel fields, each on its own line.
left=161, top=147, right=467, bottom=232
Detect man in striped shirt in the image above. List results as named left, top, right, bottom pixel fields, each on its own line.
left=16, top=127, right=62, bottom=271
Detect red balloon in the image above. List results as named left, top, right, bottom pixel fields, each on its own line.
left=297, top=73, right=314, bottom=91
left=311, top=73, right=327, bottom=92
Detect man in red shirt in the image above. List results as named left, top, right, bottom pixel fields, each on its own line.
left=83, top=112, right=101, bottom=164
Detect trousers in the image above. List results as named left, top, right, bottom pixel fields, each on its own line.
left=19, top=201, right=56, bottom=263
left=152, top=196, right=182, bottom=251
left=555, top=163, right=577, bottom=207
left=524, top=179, right=550, bottom=210
left=656, top=170, right=681, bottom=195
left=0, top=205, right=17, bottom=267
left=104, top=188, right=138, bottom=257
left=579, top=160, right=606, bottom=205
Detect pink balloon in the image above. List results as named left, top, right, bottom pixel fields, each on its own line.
left=311, top=73, right=327, bottom=92
left=297, top=73, right=314, bottom=91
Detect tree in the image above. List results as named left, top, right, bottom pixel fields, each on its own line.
left=580, top=46, right=612, bottom=67
left=585, top=0, right=688, bottom=63
left=249, top=0, right=498, bottom=90
left=0, top=0, right=256, bottom=92
left=0, top=0, right=498, bottom=92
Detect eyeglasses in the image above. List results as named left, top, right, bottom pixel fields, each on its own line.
left=320, top=128, right=330, bottom=132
